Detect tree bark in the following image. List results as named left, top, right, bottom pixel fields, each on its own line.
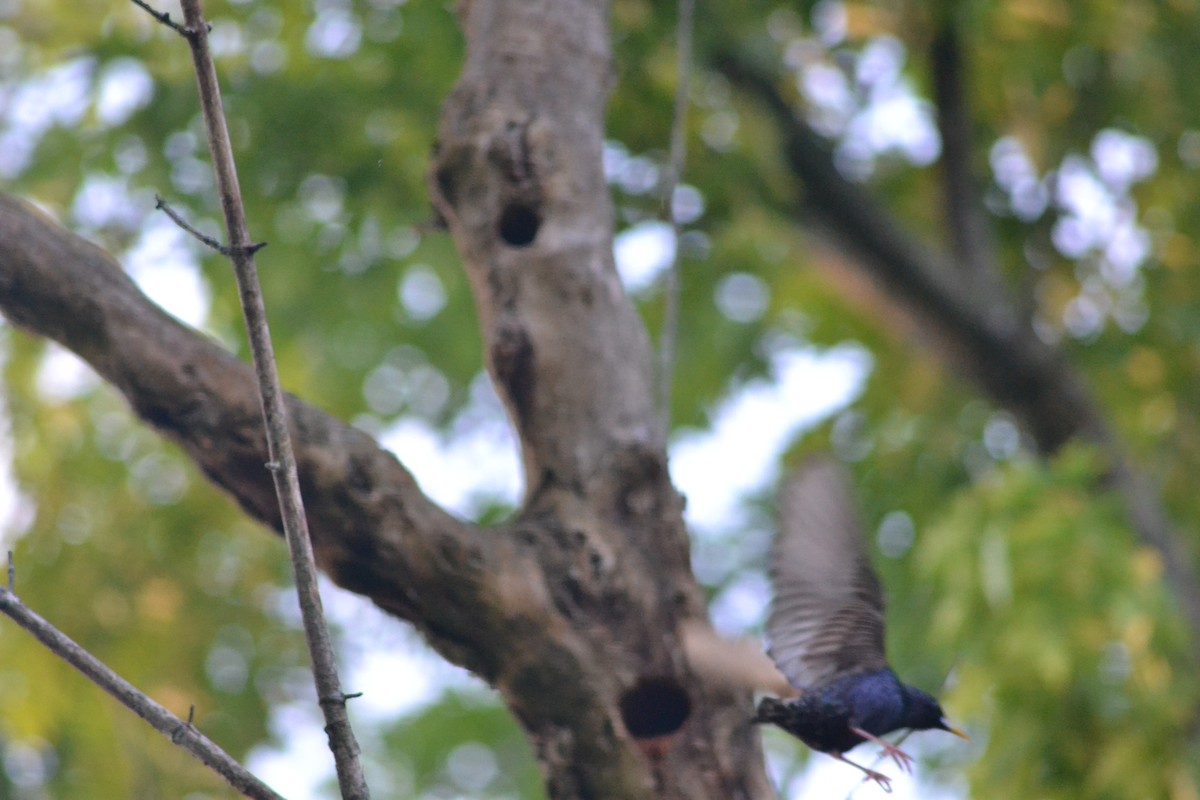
left=0, top=0, right=774, bottom=796
left=424, top=1, right=770, bottom=796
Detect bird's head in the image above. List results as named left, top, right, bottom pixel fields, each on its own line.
left=905, top=687, right=970, bottom=740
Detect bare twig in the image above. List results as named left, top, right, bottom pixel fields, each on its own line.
left=130, top=0, right=190, bottom=35
left=0, top=580, right=284, bottom=800
left=7, top=550, right=13, bottom=591
left=155, top=194, right=227, bottom=254
left=655, top=0, right=695, bottom=443
left=156, top=194, right=266, bottom=257
left=166, top=0, right=370, bottom=796
left=172, top=705, right=197, bottom=744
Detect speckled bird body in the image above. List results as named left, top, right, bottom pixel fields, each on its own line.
left=755, top=460, right=968, bottom=789
left=754, top=668, right=948, bottom=754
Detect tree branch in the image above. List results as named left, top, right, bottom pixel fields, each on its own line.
left=167, top=0, right=370, bottom=792
left=716, top=54, right=1200, bottom=659
left=2, top=0, right=778, bottom=793
left=719, top=56, right=1082, bottom=442
left=0, top=191, right=506, bottom=679
left=716, top=55, right=1096, bottom=440
left=929, top=22, right=1000, bottom=277
left=0, top=180, right=770, bottom=800
left=129, top=0, right=189, bottom=35
left=0, top=575, right=284, bottom=800
left=655, top=0, right=696, bottom=443
left=0, top=191, right=677, bottom=792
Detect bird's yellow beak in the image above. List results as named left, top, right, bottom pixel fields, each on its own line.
left=942, top=718, right=970, bottom=741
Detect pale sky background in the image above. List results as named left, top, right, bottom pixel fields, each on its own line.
left=0, top=5, right=1163, bottom=795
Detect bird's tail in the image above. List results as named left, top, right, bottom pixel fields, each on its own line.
left=752, top=696, right=790, bottom=726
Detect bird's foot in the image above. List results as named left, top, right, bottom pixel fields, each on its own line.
left=876, top=740, right=915, bottom=774
left=851, top=726, right=915, bottom=774
left=862, top=767, right=893, bottom=793
left=833, top=753, right=893, bottom=793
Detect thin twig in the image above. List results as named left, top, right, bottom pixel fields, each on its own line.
left=173, top=0, right=371, bottom=796
left=6, top=550, right=13, bottom=591
left=655, top=0, right=695, bottom=444
left=155, top=195, right=267, bottom=257
left=129, top=0, right=192, bottom=36
left=155, top=195, right=226, bottom=253
left=0, top=581, right=284, bottom=800
left=172, top=705, right=197, bottom=744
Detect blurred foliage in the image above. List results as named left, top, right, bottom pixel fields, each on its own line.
left=371, top=690, right=542, bottom=798
left=3, top=0, right=1200, bottom=797
left=921, top=446, right=1197, bottom=799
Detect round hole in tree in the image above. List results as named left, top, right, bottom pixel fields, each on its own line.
left=498, top=202, right=541, bottom=247
left=619, top=676, right=692, bottom=739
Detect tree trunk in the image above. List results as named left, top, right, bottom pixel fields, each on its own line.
left=0, top=0, right=774, bottom=796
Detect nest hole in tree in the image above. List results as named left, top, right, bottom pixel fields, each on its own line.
left=498, top=201, right=541, bottom=246
left=619, top=675, right=692, bottom=740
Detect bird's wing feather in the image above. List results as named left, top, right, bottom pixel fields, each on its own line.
left=766, top=458, right=888, bottom=690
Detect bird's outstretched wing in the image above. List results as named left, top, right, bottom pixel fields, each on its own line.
left=766, top=458, right=888, bottom=690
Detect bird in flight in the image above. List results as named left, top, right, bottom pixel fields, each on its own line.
left=754, top=458, right=968, bottom=792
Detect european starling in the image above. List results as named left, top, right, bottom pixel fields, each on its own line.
left=754, top=459, right=968, bottom=792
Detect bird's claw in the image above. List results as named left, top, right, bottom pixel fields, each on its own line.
left=851, top=725, right=916, bottom=774
left=863, top=767, right=893, bottom=793
left=834, top=752, right=894, bottom=793
left=877, top=741, right=915, bottom=774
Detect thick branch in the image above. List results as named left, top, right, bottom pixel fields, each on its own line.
left=0, top=194, right=688, bottom=795
left=0, top=192, right=515, bottom=680
left=929, top=23, right=1000, bottom=277
left=0, top=186, right=770, bottom=800
left=0, top=581, right=284, bottom=800
left=2, top=2, right=776, bottom=794
left=717, top=56, right=1200, bottom=656
left=721, top=56, right=1091, bottom=448
left=716, top=55, right=1098, bottom=444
